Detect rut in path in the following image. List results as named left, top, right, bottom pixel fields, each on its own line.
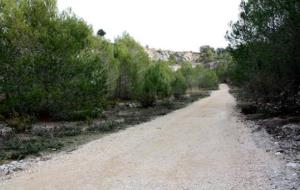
left=0, top=84, right=281, bottom=190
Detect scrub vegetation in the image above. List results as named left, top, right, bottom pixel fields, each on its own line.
left=0, top=0, right=220, bottom=162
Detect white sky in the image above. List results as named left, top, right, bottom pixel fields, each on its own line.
left=57, top=0, right=241, bottom=52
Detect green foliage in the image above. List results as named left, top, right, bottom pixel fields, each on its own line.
left=88, top=120, right=124, bottom=132
left=0, top=0, right=112, bottom=120
left=196, top=68, right=218, bottom=90
left=227, top=0, right=300, bottom=114
left=177, top=63, right=219, bottom=90
left=199, top=45, right=215, bottom=63
left=172, top=71, right=188, bottom=98
left=168, top=53, right=177, bottom=65
left=179, top=62, right=195, bottom=89
left=215, top=49, right=234, bottom=83
left=0, top=0, right=227, bottom=163
left=3, top=137, right=63, bottom=160
left=113, top=33, right=150, bottom=100
left=139, top=61, right=173, bottom=107
left=57, top=126, right=82, bottom=137
left=6, top=112, right=32, bottom=132
left=0, top=0, right=221, bottom=122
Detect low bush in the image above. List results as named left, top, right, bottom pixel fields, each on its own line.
left=5, top=113, right=32, bottom=133
left=159, top=100, right=175, bottom=109
left=0, top=0, right=221, bottom=123
left=57, top=126, right=82, bottom=137
left=139, top=61, right=173, bottom=107
left=3, top=137, right=63, bottom=160
left=172, top=71, right=188, bottom=99
left=88, top=120, right=124, bottom=133
left=197, top=70, right=218, bottom=90
left=178, top=64, right=219, bottom=91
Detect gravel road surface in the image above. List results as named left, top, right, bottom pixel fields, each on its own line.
left=0, top=84, right=282, bottom=190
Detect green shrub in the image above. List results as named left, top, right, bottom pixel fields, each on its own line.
left=159, top=100, right=175, bottom=109
left=139, top=61, right=173, bottom=107
left=0, top=0, right=112, bottom=120
left=4, top=137, right=64, bottom=160
left=177, top=64, right=219, bottom=90
left=6, top=112, right=32, bottom=132
left=172, top=71, right=188, bottom=98
left=0, top=0, right=223, bottom=122
left=113, top=33, right=150, bottom=100
left=226, top=0, right=300, bottom=113
left=199, top=46, right=215, bottom=63
left=197, top=70, right=219, bottom=90
left=88, top=120, right=123, bottom=132
left=179, top=62, right=195, bottom=89
left=58, top=126, right=82, bottom=137
left=215, top=50, right=234, bottom=83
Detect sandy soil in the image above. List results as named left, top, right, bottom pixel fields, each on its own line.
left=0, top=84, right=282, bottom=189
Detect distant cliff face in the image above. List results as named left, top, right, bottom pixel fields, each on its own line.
left=145, top=48, right=201, bottom=63
left=145, top=48, right=218, bottom=70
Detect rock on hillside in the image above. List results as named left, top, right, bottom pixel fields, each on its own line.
left=145, top=48, right=201, bottom=63
left=145, top=47, right=217, bottom=70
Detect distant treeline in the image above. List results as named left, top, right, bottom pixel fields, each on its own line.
left=224, top=0, right=300, bottom=114
left=0, top=0, right=219, bottom=122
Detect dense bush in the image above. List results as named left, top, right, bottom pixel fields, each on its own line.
left=196, top=68, right=218, bottom=90
left=226, top=0, right=300, bottom=114
left=199, top=46, right=215, bottom=63
left=139, top=61, right=173, bottom=107
left=192, top=65, right=218, bottom=90
left=172, top=71, right=188, bottom=98
left=113, top=33, right=150, bottom=100
left=0, top=0, right=112, bottom=121
left=178, top=63, right=219, bottom=91
left=3, top=137, right=63, bottom=160
left=0, top=0, right=221, bottom=124
left=179, top=62, right=196, bottom=89
left=215, top=49, right=234, bottom=83
left=88, top=120, right=124, bottom=133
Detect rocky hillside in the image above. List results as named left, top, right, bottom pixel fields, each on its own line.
left=145, top=47, right=218, bottom=69
left=145, top=48, right=201, bottom=63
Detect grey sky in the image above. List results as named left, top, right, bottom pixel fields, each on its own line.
left=58, top=0, right=241, bottom=51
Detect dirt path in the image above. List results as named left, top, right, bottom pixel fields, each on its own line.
left=0, top=84, right=281, bottom=189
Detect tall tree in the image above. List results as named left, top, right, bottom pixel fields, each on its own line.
left=113, top=33, right=150, bottom=100
left=227, top=0, right=300, bottom=113
left=0, top=0, right=110, bottom=120
left=199, top=45, right=215, bottom=63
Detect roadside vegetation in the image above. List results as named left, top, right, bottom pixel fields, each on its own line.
left=0, top=92, right=209, bottom=163
left=218, top=0, right=300, bottom=163
left=0, top=0, right=220, bottom=163
left=224, top=0, right=300, bottom=116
